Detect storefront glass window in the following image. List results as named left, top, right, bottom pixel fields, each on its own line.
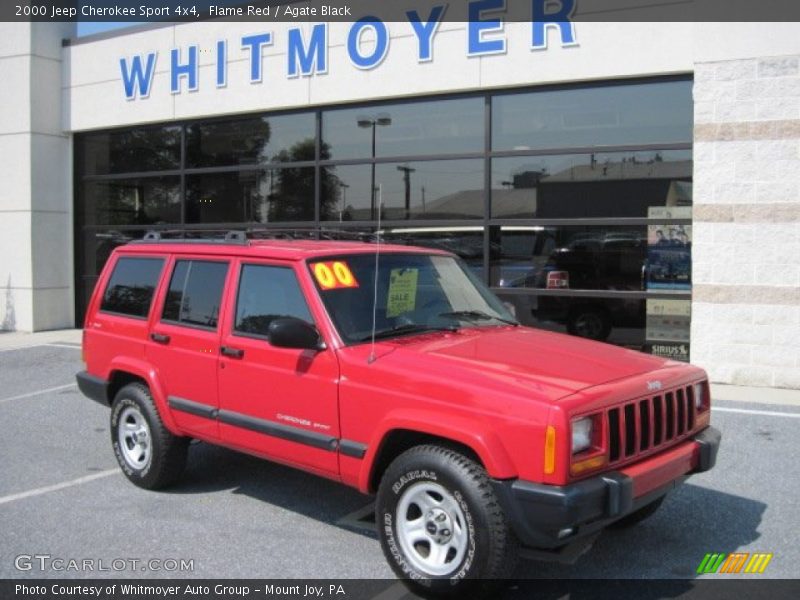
left=322, top=97, right=484, bottom=160
left=80, top=177, right=181, bottom=226
left=491, top=150, right=692, bottom=219
left=321, top=159, right=484, bottom=221
left=492, top=80, right=692, bottom=151
left=75, top=78, right=693, bottom=359
left=185, top=169, right=315, bottom=224
left=78, top=126, right=181, bottom=175
left=488, top=225, right=652, bottom=291
left=186, top=113, right=315, bottom=167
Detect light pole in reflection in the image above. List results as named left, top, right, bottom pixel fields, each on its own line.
left=357, top=113, right=391, bottom=220
left=338, top=181, right=349, bottom=222
left=397, top=165, right=416, bottom=220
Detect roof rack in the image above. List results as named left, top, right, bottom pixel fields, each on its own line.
left=134, top=229, right=249, bottom=245
left=131, top=227, right=376, bottom=245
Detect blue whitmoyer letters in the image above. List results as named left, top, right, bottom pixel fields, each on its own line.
left=119, top=0, right=577, bottom=100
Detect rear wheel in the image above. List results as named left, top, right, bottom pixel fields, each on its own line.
left=110, top=383, right=188, bottom=490
left=376, top=445, right=518, bottom=597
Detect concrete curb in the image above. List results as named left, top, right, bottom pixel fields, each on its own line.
left=0, top=329, right=82, bottom=350
left=711, top=382, right=800, bottom=407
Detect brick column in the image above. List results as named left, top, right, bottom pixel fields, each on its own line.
left=0, top=23, right=75, bottom=332
left=692, top=55, right=800, bottom=389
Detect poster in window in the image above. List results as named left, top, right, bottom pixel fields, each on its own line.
left=646, top=224, right=691, bottom=290
left=646, top=299, right=690, bottom=343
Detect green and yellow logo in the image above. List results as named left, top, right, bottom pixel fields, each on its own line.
left=697, top=552, right=773, bottom=574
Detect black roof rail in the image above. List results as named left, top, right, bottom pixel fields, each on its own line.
left=129, top=227, right=376, bottom=245
left=224, top=230, right=247, bottom=242
left=131, top=229, right=249, bottom=245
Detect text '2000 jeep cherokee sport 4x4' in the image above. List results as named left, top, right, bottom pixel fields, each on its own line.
left=77, top=233, right=720, bottom=596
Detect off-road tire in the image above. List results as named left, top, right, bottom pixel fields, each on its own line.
left=610, top=496, right=665, bottom=529
left=110, top=383, right=188, bottom=490
left=376, top=445, right=518, bottom=597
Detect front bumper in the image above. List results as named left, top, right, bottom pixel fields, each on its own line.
left=491, top=426, right=721, bottom=550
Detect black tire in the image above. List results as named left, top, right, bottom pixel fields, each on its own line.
left=609, top=496, right=665, bottom=529
left=110, top=383, right=188, bottom=490
left=376, top=445, right=518, bottom=598
left=567, top=306, right=612, bottom=341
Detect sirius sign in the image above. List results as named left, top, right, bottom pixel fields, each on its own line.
left=119, top=0, right=578, bottom=100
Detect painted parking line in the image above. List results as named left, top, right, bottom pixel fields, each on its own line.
left=0, top=344, right=47, bottom=353
left=0, top=343, right=80, bottom=353
left=0, top=383, right=77, bottom=405
left=0, top=469, right=119, bottom=506
left=712, top=406, right=800, bottom=419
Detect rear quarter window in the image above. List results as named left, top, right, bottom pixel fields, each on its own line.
left=100, top=256, right=165, bottom=318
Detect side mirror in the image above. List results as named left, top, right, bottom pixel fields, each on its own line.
left=268, top=317, right=326, bottom=351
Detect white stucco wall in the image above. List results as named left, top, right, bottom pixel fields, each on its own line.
left=0, top=22, right=75, bottom=332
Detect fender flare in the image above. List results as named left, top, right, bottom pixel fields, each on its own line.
left=104, top=358, right=181, bottom=435
left=358, top=410, right=518, bottom=493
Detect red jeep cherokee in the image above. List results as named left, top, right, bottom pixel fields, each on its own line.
left=77, top=234, right=720, bottom=595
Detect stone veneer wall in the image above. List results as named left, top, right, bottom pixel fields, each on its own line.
left=692, top=55, right=800, bottom=389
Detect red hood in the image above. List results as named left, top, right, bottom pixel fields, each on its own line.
left=378, top=325, right=673, bottom=402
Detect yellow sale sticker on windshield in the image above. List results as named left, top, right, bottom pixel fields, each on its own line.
left=313, top=261, right=359, bottom=290
left=386, top=268, right=418, bottom=317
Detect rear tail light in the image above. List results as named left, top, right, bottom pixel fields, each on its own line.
left=546, top=271, right=569, bottom=289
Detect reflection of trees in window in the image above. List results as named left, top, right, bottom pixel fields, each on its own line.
left=102, top=284, right=154, bottom=317
left=236, top=314, right=282, bottom=336
left=81, top=127, right=181, bottom=174
left=186, top=119, right=272, bottom=167
left=93, top=179, right=180, bottom=226
left=162, top=288, right=182, bottom=321
left=270, top=139, right=338, bottom=221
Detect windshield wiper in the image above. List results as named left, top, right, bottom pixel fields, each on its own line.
left=358, top=323, right=458, bottom=342
left=438, top=310, right=518, bottom=326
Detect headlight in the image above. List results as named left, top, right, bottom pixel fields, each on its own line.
left=694, top=382, right=706, bottom=410
left=572, top=417, right=593, bottom=454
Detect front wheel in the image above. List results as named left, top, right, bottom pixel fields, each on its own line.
left=376, top=445, right=518, bottom=597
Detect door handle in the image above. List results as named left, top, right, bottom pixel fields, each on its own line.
left=221, top=346, right=244, bottom=359
left=150, top=332, right=170, bottom=344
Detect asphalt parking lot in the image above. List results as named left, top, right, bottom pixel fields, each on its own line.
left=1, top=341, right=799, bottom=593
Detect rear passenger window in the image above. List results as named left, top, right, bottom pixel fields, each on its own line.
left=100, top=257, right=164, bottom=318
left=234, top=265, right=313, bottom=337
left=162, top=260, right=229, bottom=329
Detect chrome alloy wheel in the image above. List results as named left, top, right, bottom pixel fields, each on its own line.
left=117, top=406, right=152, bottom=470
left=396, top=481, right=469, bottom=576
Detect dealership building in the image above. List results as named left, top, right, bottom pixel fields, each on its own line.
left=1, top=11, right=799, bottom=389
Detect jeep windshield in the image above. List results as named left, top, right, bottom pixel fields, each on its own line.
left=309, top=253, right=517, bottom=344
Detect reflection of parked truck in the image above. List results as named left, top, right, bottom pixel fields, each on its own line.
left=535, top=233, right=647, bottom=340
